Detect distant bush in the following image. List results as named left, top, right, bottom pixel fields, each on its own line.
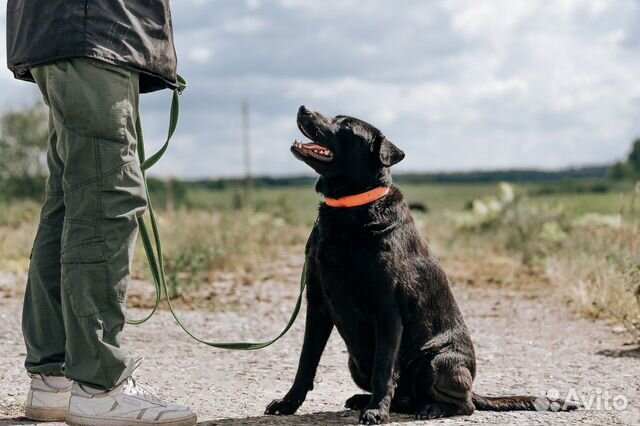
left=609, top=138, right=640, bottom=180
left=146, top=177, right=188, bottom=210
left=0, top=176, right=45, bottom=202
left=0, top=104, right=48, bottom=201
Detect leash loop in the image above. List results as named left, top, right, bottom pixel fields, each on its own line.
left=127, top=75, right=309, bottom=350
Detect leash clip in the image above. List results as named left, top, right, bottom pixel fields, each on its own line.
left=176, top=74, right=187, bottom=95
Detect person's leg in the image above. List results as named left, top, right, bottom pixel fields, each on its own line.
left=22, top=108, right=66, bottom=377
left=34, top=57, right=147, bottom=390
left=30, top=57, right=195, bottom=426
left=21, top=84, right=74, bottom=421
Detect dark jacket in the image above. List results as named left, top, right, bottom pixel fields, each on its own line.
left=6, top=0, right=177, bottom=93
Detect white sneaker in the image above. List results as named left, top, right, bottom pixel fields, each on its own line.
left=65, top=377, right=197, bottom=426
left=25, top=373, right=73, bottom=421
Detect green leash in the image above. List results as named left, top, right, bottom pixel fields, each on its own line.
left=127, top=75, right=309, bottom=350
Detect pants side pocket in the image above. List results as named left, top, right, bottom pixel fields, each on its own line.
left=61, top=238, right=109, bottom=318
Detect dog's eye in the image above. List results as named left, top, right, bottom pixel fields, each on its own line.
left=338, top=124, right=354, bottom=135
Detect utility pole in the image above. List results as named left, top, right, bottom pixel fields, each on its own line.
left=241, top=99, right=253, bottom=208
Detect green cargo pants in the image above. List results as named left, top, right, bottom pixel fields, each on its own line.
left=22, top=58, right=147, bottom=390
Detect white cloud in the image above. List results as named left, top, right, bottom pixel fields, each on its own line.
left=221, top=16, right=268, bottom=34
left=246, top=0, right=262, bottom=10
left=187, top=47, right=213, bottom=64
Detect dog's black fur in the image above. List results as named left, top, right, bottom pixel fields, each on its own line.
left=265, top=106, right=578, bottom=424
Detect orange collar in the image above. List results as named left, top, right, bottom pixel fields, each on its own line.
left=325, top=186, right=390, bottom=208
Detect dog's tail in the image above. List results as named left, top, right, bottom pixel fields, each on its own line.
left=472, top=392, right=581, bottom=412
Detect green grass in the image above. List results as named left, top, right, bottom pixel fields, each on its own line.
left=184, top=186, right=321, bottom=225
left=530, top=191, right=632, bottom=215
left=399, top=183, right=498, bottom=211
left=399, top=181, right=633, bottom=216
left=164, top=179, right=637, bottom=219
left=184, top=182, right=502, bottom=225
left=525, top=180, right=636, bottom=215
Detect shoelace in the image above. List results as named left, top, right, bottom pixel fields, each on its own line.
left=124, top=378, right=164, bottom=405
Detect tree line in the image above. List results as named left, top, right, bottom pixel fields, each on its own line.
left=609, top=139, right=640, bottom=180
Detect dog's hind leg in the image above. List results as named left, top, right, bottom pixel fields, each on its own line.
left=410, top=350, right=475, bottom=419
left=347, top=361, right=415, bottom=414
left=388, top=371, right=416, bottom=414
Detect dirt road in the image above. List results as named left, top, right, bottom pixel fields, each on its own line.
left=1, top=263, right=639, bottom=425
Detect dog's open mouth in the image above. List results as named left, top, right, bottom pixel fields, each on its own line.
left=292, top=140, right=334, bottom=162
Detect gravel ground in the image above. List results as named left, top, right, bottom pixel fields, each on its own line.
left=1, top=265, right=639, bottom=425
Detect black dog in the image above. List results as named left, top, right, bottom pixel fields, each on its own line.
left=265, top=106, right=578, bottom=424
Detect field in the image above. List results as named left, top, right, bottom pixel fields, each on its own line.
left=1, top=180, right=639, bottom=337
left=1, top=179, right=640, bottom=424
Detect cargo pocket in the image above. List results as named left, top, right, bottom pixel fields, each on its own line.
left=61, top=237, right=109, bottom=317
left=63, top=58, right=134, bottom=143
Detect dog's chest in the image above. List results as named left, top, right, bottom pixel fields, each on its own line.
left=313, top=234, right=385, bottom=323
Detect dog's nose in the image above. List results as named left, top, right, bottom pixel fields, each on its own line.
left=298, top=105, right=311, bottom=116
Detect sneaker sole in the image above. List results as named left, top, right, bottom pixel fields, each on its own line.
left=65, top=413, right=197, bottom=426
left=25, top=406, right=67, bottom=422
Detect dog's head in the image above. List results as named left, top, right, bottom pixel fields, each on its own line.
left=291, top=106, right=404, bottom=197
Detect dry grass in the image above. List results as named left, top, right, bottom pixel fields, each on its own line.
left=545, top=225, right=640, bottom=337
left=0, top=201, right=39, bottom=275
left=447, top=183, right=640, bottom=340
left=132, top=208, right=310, bottom=298
left=0, top=201, right=311, bottom=300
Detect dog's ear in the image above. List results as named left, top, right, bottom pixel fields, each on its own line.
left=377, top=135, right=405, bottom=167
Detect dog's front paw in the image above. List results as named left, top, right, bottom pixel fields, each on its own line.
left=415, top=402, right=451, bottom=420
left=264, top=397, right=302, bottom=416
left=345, top=394, right=371, bottom=410
left=359, top=408, right=389, bottom=425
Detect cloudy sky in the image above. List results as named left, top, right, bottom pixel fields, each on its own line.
left=2, top=0, right=640, bottom=178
